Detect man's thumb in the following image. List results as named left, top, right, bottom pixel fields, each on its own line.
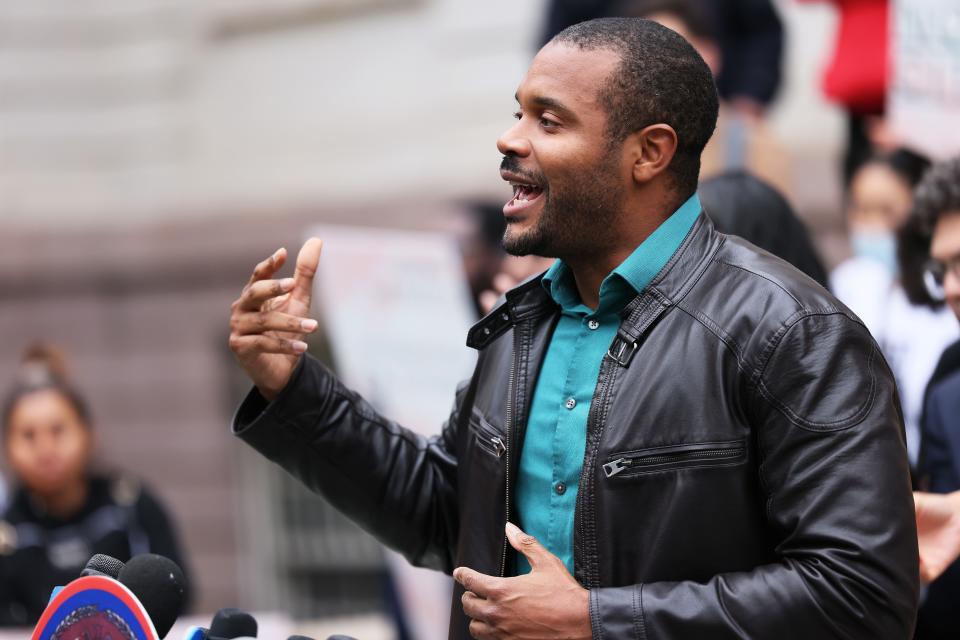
left=505, top=522, right=549, bottom=571
left=292, top=237, right=323, bottom=303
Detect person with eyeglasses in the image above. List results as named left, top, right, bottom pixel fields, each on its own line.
left=907, top=155, right=960, bottom=638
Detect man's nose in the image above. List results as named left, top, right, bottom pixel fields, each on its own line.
left=496, top=122, right=531, bottom=157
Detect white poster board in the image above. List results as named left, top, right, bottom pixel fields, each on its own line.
left=309, top=224, right=479, bottom=640
left=310, top=225, right=478, bottom=431
left=889, top=0, right=960, bottom=160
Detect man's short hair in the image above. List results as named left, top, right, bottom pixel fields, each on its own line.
left=912, top=156, right=960, bottom=235
left=551, top=17, right=719, bottom=196
left=899, top=156, right=960, bottom=306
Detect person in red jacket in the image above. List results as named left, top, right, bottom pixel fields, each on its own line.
left=804, top=0, right=897, bottom=183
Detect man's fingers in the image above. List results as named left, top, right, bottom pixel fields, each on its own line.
left=454, top=567, right=503, bottom=599
left=232, top=310, right=318, bottom=336
left=247, top=248, right=287, bottom=286
left=467, top=619, right=495, bottom=640
left=291, top=237, right=323, bottom=307
left=505, top=522, right=552, bottom=572
left=228, top=334, right=308, bottom=357
left=460, top=591, right=493, bottom=623
left=238, top=278, right=296, bottom=311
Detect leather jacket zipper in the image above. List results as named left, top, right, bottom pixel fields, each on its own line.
left=470, top=417, right=506, bottom=458
left=499, top=328, right=519, bottom=577
left=573, top=352, right=619, bottom=588
left=603, top=443, right=746, bottom=478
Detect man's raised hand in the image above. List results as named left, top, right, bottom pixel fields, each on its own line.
left=229, top=238, right=323, bottom=400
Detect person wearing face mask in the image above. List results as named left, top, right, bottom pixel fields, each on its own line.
left=0, top=343, right=189, bottom=628
left=907, top=156, right=960, bottom=638
left=831, top=150, right=959, bottom=468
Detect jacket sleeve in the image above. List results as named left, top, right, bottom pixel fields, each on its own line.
left=590, top=312, right=919, bottom=639
left=233, top=354, right=465, bottom=574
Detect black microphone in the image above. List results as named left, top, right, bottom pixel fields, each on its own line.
left=80, top=553, right=125, bottom=578
left=117, top=553, right=188, bottom=638
left=206, top=607, right=258, bottom=640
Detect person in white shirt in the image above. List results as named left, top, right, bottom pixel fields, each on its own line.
left=831, top=151, right=959, bottom=466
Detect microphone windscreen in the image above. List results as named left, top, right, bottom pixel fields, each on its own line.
left=80, top=553, right=125, bottom=578
left=117, top=553, right=187, bottom=638
left=207, top=608, right=258, bottom=639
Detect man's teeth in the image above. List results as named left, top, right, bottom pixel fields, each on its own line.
left=511, top=182, right=539, bottom=203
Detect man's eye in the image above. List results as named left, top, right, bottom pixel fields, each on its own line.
left=513, top=111, right=522, bottom=120
left=540, top=117, right=558, bottom=128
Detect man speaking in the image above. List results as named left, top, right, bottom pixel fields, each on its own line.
left=228, top=18, right=919, bottom=639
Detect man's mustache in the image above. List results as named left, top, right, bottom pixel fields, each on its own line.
left=500, top=155, right=545, bottom=186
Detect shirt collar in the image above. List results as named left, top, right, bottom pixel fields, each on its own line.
left=541, top=193, right=701, bottom=314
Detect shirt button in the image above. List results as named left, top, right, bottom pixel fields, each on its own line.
left=564, top=397, right=577, bottom=410
left=555, top=482, right=566, bottom=495
left=587, top=319, right=600, bottom=330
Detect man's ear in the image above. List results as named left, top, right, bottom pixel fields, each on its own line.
left=627, top=124, right=679, bottom=184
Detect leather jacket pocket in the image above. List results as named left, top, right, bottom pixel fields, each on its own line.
left=602, top=438, right=746, bottom=478
left=469, top=411, right=506, bottom=459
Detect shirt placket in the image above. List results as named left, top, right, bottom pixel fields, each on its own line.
left=547, top=311, right=590, bottom=553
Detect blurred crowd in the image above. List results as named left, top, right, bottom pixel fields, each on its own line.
left=2, top=0, right=960, bottom=638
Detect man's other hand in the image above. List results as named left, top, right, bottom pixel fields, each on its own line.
left=229, top=238, right=323, bottom=401
left=915, top=490, right=960, bottom=583
left=454, top=522, right=590, bottom=640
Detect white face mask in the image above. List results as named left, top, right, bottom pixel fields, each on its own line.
left=851, top=229, right=898, bottom=275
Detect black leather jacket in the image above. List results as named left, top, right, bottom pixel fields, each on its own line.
left=234, top=214, right=919, bottom=639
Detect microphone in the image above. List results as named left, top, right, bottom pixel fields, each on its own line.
left=117, top=553, right=188, bottom=638
left=182, top=607, right=259, bottom=640
left=33, top=553, right=187, bottom=640
left=47, top=553, right=127, bottom=603
left=207, top=607, right=258, bottom=639
left=80, top=553, right=125, bottom=578
left=325, top=636, right=356, bottom=640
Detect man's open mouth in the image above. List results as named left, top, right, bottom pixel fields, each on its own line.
left=500, top=167, right=546, bottom=216
left=503, top=180, right=545, bottom=216
left=510, top=182, right=544, bottom=205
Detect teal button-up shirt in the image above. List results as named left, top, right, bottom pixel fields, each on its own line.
left=515, top=194, right=702, bottom=575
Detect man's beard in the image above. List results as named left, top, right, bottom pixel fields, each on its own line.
left=502, top=156, right=623, bottom=259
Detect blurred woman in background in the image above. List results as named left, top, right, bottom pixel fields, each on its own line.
left=699, top=170, right=828, bottom=287
left=0, top=343, right=188, bottom=627
left=831, top=151, right=959, bottom=468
